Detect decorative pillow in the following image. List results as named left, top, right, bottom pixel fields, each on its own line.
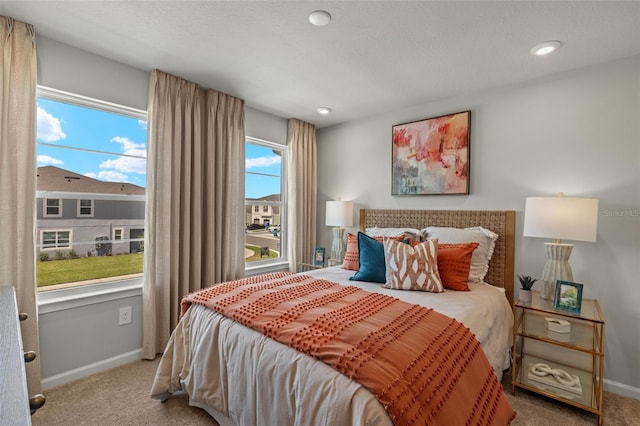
left=382, top=239, right=443, bottom=293
left=437, top=242, right=479, bottom=291
left=342, top=232, right=405, bottom=271
left=366, top=227, right=423, bottom=241
left=349, top=232, right=387, bottom=283
left=342, top=232, right=362, bottom=271
left=421, top=226, right=498, bottom=283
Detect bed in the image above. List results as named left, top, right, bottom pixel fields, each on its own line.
left=150, top=209, right=517, bottom=425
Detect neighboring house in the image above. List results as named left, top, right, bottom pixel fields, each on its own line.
left=246, top=194, right=281, bottom=227
left=36, top=166, right=145, bottom=258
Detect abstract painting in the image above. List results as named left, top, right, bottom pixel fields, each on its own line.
left=392, top=111, right=470, bottom=195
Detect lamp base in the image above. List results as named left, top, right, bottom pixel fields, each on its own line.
left=331, top=227, right=345, bottom=263
left=540, top=281, right=557, bottom=301
left=540, top=242, right=574, bottom=300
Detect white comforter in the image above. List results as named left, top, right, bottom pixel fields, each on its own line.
left=150, top=267, right=514, bottom=426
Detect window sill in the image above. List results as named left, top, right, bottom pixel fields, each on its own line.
left=245, top=260, right=290, bottom=276
left=37, top=260, right=290, bottom=313
left=37, top=275, right=143, bottom=314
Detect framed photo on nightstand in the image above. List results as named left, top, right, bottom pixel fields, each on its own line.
left=313, top=247, right=325, bottom=266
left=554, top=280, right=583, bottom=313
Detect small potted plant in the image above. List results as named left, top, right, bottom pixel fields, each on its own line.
left=517, top=275, right=537, bottom=303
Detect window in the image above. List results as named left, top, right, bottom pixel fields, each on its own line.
left=41, top=230, right=71, bottom=250
left=245, top=137, right=287, bottom=265
left=77, top=199, right=94, bottom=217
left=44, top=198, right=62, bottom=217
left=36, top=87, right=147, bottom=290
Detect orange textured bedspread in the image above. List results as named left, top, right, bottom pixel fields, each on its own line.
left=181, top=272, right=516, bottom=426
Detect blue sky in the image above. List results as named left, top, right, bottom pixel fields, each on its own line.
left=37, top=98, right=148, bottom=187
left=36, top=98, right=282, bottom=198
left=245, top=143, right=282, bottom=199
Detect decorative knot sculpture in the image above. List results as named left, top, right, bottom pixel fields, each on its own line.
left=529, top=363, right=580, bottom=388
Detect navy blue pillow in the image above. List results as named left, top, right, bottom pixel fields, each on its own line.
left=350, top=232, right=386, bottom=283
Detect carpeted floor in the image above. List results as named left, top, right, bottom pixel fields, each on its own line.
left=31, top=359, right=639, bottom=426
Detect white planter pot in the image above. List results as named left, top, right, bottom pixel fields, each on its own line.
left=519, top=289, right=532, bottom=303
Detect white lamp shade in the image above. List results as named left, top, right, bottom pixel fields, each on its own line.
left=523, top=197, right=599, bottom=242
left=325, top=200, right=354, bottom=227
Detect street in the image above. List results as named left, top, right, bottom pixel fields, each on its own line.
left=246, top=229, right=281, bottom=255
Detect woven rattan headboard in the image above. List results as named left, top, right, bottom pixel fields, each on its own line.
left=359, top=209, right=516, bottom=304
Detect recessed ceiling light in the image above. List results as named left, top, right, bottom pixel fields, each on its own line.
left=309, top=10, right=331, bottom=27
left=317, top=107, right=332, bottom=115
left=530, top=40, right=562, bottom=56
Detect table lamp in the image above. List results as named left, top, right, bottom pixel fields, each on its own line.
left=325, top=200, right=354, bottom=263
left=523, top=194, right=598, bottom=300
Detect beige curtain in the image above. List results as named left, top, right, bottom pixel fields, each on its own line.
left=0, top=16, right=41, bottom=394
left=287, top=118, right=317, bottom=270
left=142, top=70, right=246, bottom=359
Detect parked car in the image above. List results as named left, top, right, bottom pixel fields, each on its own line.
left=268, top=224, right=281, bottom=232
left=247, top=223, right=265, bottom=231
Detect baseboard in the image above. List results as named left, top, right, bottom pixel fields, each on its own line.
left=604, top=378, right=640, bottom=400
left=41, top=348, right=142, bottom=390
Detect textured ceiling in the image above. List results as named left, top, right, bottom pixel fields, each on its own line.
left=2, top=1, right=639, bottom=128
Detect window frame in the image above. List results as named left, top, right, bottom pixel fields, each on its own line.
left=43, top=198, right=62, bottom=217
left=77, top=199, right=94, bottom=217
left=113, top=227, right=124, bottom=241
left=36, top=86, right=147, bottom=296
left=245, top=136, right=288, bottom=273
left=40, top=229, right=72, bottom=250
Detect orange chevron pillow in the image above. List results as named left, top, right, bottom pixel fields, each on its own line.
left=382, top=238, right=443, bottom=292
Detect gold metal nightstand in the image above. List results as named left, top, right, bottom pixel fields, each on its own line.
left=512, top=290, right=605, bottom=425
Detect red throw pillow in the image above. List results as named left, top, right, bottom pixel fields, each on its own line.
left=436, top=243, right=479, bottom=291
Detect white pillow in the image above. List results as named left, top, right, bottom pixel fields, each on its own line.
left=421, top=226, right=498, bottom=283
left=382, top=238, right=443, bottom=292
left=366, top=227, right=423, bottom=241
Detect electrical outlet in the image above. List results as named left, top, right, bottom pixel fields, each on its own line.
left=119, top=306, right=132, bottom=325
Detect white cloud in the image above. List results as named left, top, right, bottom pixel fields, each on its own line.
left=97, top=136, right=147, bottom=175
left=246, top=156, right=281, bottom=169
left=37, top=155, right=63, bottom=165
left=111, top=136, right=146, bottom=155
left=138, top=119, right=148, bottom=130
left=85, top=170, right=128, bottom=182
left=100, top=157, right=147, bottom=175
left=37, top=106, right=66, bottom=142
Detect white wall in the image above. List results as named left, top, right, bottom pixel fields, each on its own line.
left=35, top=36, right=288, bottom=386
left=316, top=55, right=640, bottom=398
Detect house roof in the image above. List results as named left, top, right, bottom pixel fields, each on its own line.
left=37, top=166, right=145, bottom=195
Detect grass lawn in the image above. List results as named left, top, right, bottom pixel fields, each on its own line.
left=38, top=245, right=278, bottom=287
left=245, top=244, right=278, bottom=262
left=37, top=253, right=144, bottom=287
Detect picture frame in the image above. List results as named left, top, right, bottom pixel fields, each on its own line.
left=554, top=280, right=584, bottom=313
left=392, top=110, right=470, bottom=195
left=313, top=247, right=325, bottom=266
